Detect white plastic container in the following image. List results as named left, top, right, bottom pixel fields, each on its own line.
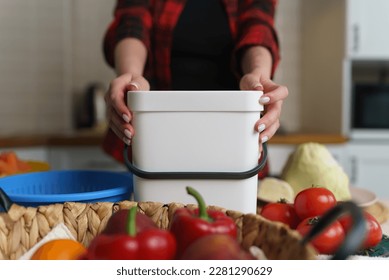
left=124, top=90, right=266, bottom=214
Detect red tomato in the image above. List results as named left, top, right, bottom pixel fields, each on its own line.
left=294, top=187, right=337, bottom=220
left=297, top=217, right=346, bottom=255
left=338, top=211, right=383, bottom=250
left=260, top=202, right=300, bottom=229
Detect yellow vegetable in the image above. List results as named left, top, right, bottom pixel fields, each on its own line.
left=257, top=177, right=295, bottom=203
left=280, top=142, right=351, bottom=201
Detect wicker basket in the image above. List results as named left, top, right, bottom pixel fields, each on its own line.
left=0, top=201, right=317, bottom=260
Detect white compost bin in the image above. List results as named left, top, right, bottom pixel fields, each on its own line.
left=124, top=90, right=267, bottom=214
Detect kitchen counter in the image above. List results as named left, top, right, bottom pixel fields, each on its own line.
left=0, top=130, right=106, bottom=148
left=0, top=132, right=349, bottom=148
left=270, top=133, right=348, bottom=144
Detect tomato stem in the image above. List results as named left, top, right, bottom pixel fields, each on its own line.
left=307, top=217, right=320, bottom=225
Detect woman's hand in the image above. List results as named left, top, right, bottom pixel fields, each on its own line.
left=240, top=72, right=289, bottom=148
left=105, top=73, right=150, bottom=145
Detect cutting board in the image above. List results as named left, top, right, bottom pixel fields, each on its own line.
left=364, top=201, right=389, bottom=224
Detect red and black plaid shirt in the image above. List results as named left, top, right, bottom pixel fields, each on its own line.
left=102, top=0, right=279, bottom=177
left=103, top=0, right=280, bottom=88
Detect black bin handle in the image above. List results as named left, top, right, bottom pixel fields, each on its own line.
left=123, top=143, right=268, bottom=180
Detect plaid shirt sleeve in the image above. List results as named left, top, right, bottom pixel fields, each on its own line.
left=103, top=0, right=152, bottom=68
left=235, top=0, right=280, bottom=77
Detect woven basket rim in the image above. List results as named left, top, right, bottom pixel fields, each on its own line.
left=0, top=201, right=317, bottom=260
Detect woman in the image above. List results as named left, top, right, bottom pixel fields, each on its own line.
left=102, top=0, right=288, bottom=177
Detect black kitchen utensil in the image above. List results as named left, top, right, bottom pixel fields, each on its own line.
left=301, top=200, right=367, bottom=260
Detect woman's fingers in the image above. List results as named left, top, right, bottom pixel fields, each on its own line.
left=256, top=100, right=282, bottom=141
left=239, top=72, right=288, bottom=147
left=107, top=106, right=133, bottom=145
left=105, top=73, right=150, bottom=143
left=255, top=78, right=288, bottom=141
left=106, top=74, right=133, bottom=123
left=259, top=79, right=289, bottom=104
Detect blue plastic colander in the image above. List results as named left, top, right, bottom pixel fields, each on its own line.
left=0, top=170, right=133, bottom=207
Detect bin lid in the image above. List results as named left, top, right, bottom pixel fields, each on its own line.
left=127, top=90, right=264, bottom=112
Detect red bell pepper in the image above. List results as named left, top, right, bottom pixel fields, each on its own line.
left=170, top=186, right=238, bottom=258
left=85, top=206, right=176, bottom=260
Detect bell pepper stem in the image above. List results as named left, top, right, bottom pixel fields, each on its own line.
left=186, top=186, right=212, bottom=222
left=127, top=206, right=137, bottom=237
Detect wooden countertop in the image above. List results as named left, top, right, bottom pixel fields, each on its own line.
left=0, top=131, right=105, bottom=148
left=269, top=133, right=349, bottom=145
left=0, top=131, right=349, bottom=148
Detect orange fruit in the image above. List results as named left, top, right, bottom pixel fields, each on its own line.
left=30, top=239, right=87, bottom=260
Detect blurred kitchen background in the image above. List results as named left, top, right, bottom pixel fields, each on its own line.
left=0, top=0, right=316, bottom=135
left=1, top=0, right=389, bottom=198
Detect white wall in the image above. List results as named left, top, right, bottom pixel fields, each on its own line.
left=0, top=0, right=116, bottom=136
left=0, top=0, right=72, bottom=134
left=274, top=0, right=302, bottom=133
left=70, top=0, right=116, bottom=110
left=0, top=0, right=302, bottom=136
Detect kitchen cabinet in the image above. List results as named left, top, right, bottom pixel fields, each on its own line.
left=346, top=142, right=389, bottom=198
left=267, top=144, right=295, bottom=176
left=48, top=147, right=127, bottom=172
left=300, top=0, right=389, bottom=137
left=0, top=147, right=48, bottom=162
left=346, top=0, right=389, bottom=59
left=0, top=133, right=128, bottom=172
left=0, top=145, right=127, bottom=172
